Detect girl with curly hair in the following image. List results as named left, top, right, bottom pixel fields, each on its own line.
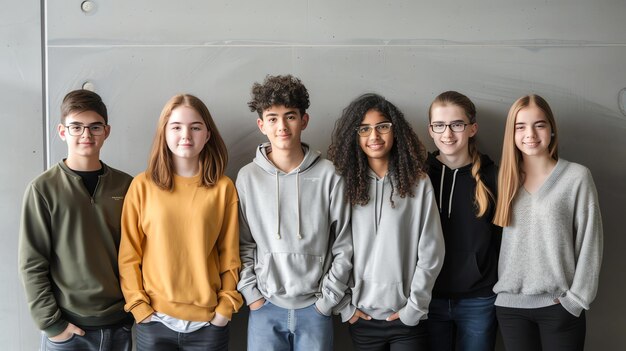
left=425, top=91, right=501, bottom=351
left=492, top=95, right=602, bottom=351
left=329, top=93, right=445, bottom=350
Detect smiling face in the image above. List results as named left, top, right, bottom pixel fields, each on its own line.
left=58, top=110, right=110, bottom=161
left=358, top=109, right=394, bottom=169
left=165, top=105, right=210, bottom=164
left=429, top=103, right=477, bottom=160
left=257, top=105, right=308, bottom=153
left=514, top=104, right=553, bottom=159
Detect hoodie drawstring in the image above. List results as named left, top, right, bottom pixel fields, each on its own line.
left=296, top=171, right=302, bottom=239
left=375, top=176, right=384, bottom=231
left=274, top=170, right=303, bottom=240
left=439, top=165, right=445, bottom=214
left=438, top=164, right=459, bottom=218
left=275, top=173, right=281, bottom=239
left=448, top=169, right=458, bottom=218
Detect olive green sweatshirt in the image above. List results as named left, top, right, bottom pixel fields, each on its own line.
left=18, top=161, right=132, bottom=337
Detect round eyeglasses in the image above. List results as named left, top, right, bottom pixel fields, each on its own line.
left=356, top=122, right=393, bottom=137
left=429, top=122, right=469, bottom=134
left=65, top=123, right=107, bottom=136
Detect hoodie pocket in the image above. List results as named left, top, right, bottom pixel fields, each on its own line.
left=352, top=280, right=406, bottom=311
left=261, top=252, right=324, bottom=297
left=438, top=251, right=482, bottom=291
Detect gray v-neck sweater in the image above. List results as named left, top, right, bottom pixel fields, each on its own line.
left=493, top=159, right=603, bottom=317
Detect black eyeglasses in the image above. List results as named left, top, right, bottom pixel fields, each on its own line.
left=356, top=122, right=393, bottom=137
left=429, top=122, right=469, bottom=134
left=65, top=123, right=107, bottom=136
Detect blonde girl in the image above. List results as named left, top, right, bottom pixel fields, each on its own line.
left=492, top=95, right=603, bottom=351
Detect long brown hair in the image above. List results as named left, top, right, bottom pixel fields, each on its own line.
left=146, top=94, right=228, bottom=190
left=429, top=91, right=494, bottom=218
left=493, top=94, right=559, bottom=226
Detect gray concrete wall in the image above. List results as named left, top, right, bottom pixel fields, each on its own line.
left=0, top=0, right=43, bottom=349
left=2, top=0, right=624, bottom=349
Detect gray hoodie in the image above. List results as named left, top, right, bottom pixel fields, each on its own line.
left=336, top=171, right=445, bottom=326
left=236, top=143, right=353, bottom=315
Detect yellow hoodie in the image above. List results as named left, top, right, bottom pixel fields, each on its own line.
left=119, top=172, right=242, bottom=323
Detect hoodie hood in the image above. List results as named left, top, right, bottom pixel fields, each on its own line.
left=426, top=151, right=495, bottom=218
left=253, top=142, right=321, bottom=176
left=252, top=142, right=320, bottom=240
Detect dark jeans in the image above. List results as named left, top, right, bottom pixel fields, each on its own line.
left=136, top=321, right=229, bottom=351
left=348, top=318, right=429, bottom=351
left=428, top=295, right=498, bottom=351
left=40, top=324, right=132, bottom=351
left=496, top=304, right=586, bottom=351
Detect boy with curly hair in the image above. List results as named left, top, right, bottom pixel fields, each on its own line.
left=236, top=74, right=353, bottom=350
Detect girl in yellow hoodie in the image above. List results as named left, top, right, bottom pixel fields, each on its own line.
left=119, top=94, right=242, bottom=350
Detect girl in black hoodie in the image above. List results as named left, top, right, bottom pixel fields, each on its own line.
left=426, top=91, right=501, bottom=351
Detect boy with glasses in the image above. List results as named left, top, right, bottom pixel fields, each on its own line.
left=19, top=89, right=133, bottom=350
left=236, top=74, right=352, bottom=350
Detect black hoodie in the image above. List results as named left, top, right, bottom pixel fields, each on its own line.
left=426, top=151, right=502, bottom=299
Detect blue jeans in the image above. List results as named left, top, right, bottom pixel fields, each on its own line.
left=40, top=324, right=132, bottom=351
left=247, top=300, right=333, bottom=351
left=427, top=295, right=497, bottom=351
left=136, top=321, right=229, bottom=351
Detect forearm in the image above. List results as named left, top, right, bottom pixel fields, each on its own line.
left=215, top=269, right=244, bottom=319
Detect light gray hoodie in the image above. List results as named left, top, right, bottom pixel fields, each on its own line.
left=236, top=143, right=353, bottom=315
left=336, top=171, right=445, bottom=326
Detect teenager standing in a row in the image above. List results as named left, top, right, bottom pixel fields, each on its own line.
left=493, top=95, right=603, bottom=351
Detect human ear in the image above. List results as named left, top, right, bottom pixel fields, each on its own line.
left=469, top=123, right=478, bottom=138
left=57, top=124, right=67, bottom=141
left=301, top=113, right=309, bottom=130
left=257, top=118, right=267, bottom=135
left=103, top=125, right=111, bottom=140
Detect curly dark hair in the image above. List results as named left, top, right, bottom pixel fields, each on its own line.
left=248, top=74, right=310, bottom=118
left=328, top=93, right=427, bottom=207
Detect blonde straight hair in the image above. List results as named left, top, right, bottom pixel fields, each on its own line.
left=492, top=94, right=559, bottom=227
left=429, top=91, right=494, bottom=217
left=146, top=94, right=228, bottom=190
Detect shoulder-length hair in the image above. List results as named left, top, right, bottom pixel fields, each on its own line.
left=328, top=93, right=427, bottom=207
left=429, top=91, right=494, bottom=218
left=493, top=94, right=559, bottom=226
left=146, top=94, right=228, bottom=190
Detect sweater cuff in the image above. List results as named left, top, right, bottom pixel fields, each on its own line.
left=215, top=304, right=234, bottom=320
left=559, top=294, right=584, bottom=317
left=315, top=296, right=334, bottom=316
left=339, top=304, right=357, bottom=323
left=129, top=301, right=155, bottom=323
left=240, top=285, right=264, bottom=306
left=43, top=319, right=69, bottom=338
left=398, top=304, right=425, bottom=326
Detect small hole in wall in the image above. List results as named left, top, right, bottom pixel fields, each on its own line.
left=81, top=1, right=97, bottom=14
left=82, top=81, right=95, bottom=92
